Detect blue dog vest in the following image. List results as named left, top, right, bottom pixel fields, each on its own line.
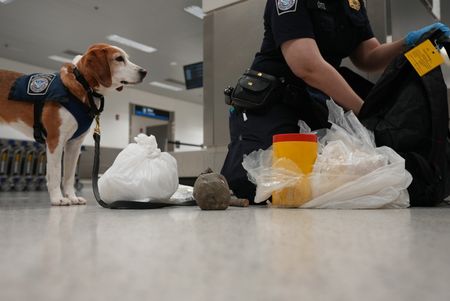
left=8, top=73, right=94, bottom=140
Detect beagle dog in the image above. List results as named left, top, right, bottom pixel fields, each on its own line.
left=0, top=43, right=147, bottom=205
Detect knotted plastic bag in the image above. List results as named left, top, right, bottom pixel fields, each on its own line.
left=243, top=100, right=413, bottom=209
left=98, top=134, right=179, bottom=203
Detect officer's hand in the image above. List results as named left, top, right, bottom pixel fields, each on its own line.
left=405, top=22, right=450, bottom=47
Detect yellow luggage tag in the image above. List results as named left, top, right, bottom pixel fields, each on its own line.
left=405, top=39, right=445, bottom=77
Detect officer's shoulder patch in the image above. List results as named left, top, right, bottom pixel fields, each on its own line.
left=276, top=0, right=298, bottom=15
left=27, top=73, right=56, bottom=96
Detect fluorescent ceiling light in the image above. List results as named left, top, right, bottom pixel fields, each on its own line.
left=150, top=81, right=183, bottom=92
left=0, top=0, right=15, bottom=4
left=107, top=34, right=157, bottom=53
left=184, top=5, right=205, bottom=19
left=48, top=55, right=73, bottom=63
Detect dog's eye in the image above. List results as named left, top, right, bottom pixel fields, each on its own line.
left=115, top=56, right=124, bottom=62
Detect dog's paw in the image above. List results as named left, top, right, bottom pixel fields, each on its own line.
left=69, top=196, right=87, bottom=205
left=51, top=198, right=71, bottom=206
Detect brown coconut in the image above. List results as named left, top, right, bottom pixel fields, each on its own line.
left=193, top=170, right=231, bottom=210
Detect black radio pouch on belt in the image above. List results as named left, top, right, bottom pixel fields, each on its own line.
left=224, top=69, right=284, bottom=110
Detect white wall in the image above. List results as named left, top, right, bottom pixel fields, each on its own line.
left=100, top=88, right=203, bottom=151
left=202, top=0, right=243, bottom=12
left=433, top=0, right=441, bottom=19
left=0, top=57, right=203, bottom=151
left=130, top=114, right=168, bottom=143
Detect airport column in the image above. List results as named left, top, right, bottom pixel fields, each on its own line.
left=202, top=0, right=264, bottom=148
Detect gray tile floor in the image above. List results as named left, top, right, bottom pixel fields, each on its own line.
left=1, top=185, right=450, bottom=301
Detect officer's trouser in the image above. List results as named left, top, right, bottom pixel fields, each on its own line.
left=221, top=85, right=333, bottom=203
left=220, top=103, right=302, bottom=202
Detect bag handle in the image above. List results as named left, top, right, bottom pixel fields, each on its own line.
left=440, top=38, right=450, bottom=59
left=430, top=28, right=450, bottom=55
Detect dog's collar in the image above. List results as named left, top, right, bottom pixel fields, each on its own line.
left=73, top=67, right=104, bottom=118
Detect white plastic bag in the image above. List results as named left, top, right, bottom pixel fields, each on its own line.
left=98, top=134, right=179, bottom=203
left=242, top=100, right=413, bottom=209
left=164, top=185, right=195, bottom=205
left=243, top=148, right=303, bottom=204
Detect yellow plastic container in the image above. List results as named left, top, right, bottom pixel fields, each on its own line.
left=272, top=133, right=318, bottom=207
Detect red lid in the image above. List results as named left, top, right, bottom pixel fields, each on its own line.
left=273, top=133, right=317, bottom=143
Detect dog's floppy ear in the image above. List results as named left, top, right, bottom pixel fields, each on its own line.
left=80, top=47, right=112, bottom=88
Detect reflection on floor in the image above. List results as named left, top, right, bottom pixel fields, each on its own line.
left=1, top=185, right=450, bottom=301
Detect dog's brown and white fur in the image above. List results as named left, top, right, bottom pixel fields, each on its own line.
left=0, top=43, right=147, bottom=206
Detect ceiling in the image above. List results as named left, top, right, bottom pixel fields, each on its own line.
left=0, top=0, right=204, bottom=104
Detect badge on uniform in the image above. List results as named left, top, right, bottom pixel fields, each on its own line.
left=348, top=0, right=361, bottom=11
left=316, top=1, right=327, bottom=10
left=27, top=73, right=56, bottom=96
left=276, top=0, right=298, bottom=15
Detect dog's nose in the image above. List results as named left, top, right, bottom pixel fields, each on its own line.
left=139, top=69, right=147, bottom=79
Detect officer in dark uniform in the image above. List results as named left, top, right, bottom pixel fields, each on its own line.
left=221, top=0, right=450, bottom=202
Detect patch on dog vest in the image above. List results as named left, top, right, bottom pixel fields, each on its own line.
left=276, top=0, right=298, bottom=15
left=27, top=73, right=56, bottom=95
left=8, top=72, right=94, bottom=140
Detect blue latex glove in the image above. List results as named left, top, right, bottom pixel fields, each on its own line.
left=405, top=22, right=450, bottom=47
